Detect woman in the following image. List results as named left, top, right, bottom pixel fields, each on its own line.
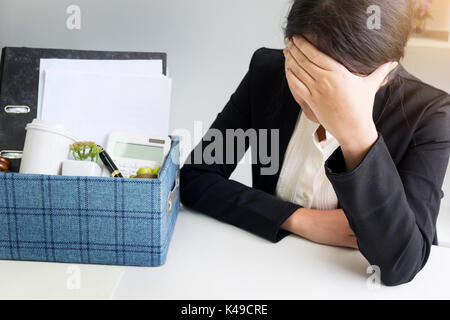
left=180, top=0, right=450, bottom=286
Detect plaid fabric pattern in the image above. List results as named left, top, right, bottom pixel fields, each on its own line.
left=0, top=139, right=180, bottom=266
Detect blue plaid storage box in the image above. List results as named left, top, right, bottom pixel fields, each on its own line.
left=0, top=138, right=180, bottom=266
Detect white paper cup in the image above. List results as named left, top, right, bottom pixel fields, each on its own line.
left=19, top=119, right=77, bottom=175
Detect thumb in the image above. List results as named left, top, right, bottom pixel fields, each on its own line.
left=367, top=61, right=398, bottom=87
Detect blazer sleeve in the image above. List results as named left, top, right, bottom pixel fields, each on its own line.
left=180, top=50, right=301, bottom=243
left=325, top=94, right=450, bottom=286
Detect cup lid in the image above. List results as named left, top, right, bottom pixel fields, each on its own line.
left=25, top=119, right=77, bottom=141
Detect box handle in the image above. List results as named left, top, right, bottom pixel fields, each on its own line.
left=166, top=170, right=180, bottom=216
left=0, top=150, right=23, bottom=159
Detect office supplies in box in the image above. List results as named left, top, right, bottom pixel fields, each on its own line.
left=0, top=47, right=180, bottom=266
left=0, top=47, right=167, bottom=172
left=0, top=137, right=180, bottom=266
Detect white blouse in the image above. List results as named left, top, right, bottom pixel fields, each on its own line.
left=276, top=111, right=341, bottom=210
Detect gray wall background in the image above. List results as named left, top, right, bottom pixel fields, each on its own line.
left=0, top=0, right=292, bottom=136
left=1, top=0, right=450, bottom=242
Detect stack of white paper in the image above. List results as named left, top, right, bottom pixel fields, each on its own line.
left=38, top=59, right=171, bottom=145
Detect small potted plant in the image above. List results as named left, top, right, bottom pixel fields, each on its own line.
left=62, top=142, right=103, bottom=176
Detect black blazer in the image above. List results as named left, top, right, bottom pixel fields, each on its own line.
left=180, top=48, right=450, bottom=286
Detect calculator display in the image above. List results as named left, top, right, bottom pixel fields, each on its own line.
left=114, top=142, right=164, bottom=161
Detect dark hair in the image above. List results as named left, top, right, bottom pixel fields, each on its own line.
left=285, top=0, right=413, bottom=75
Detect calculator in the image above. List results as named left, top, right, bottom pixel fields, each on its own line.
left=102, top=131, right=171, bottom=178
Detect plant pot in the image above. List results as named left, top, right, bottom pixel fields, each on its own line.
left=61, top=160, right=102, bottom=177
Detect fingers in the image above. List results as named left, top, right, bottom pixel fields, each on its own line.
left=285, top=66, right=312, bottom=100
left=284, top=47, right=315, bottom=87
left=292, top=36, right=345, bottom=72
left=286, top=38, right=326, bottom=79
left=367, top=61, right=399, bottom=88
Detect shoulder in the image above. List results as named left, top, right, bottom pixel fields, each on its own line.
left=248, top=48, right=285, bottom=80
left=396, top=66, right=449, bottom=106
left=246, top=48, right=287, bottom=104
left=250, top=47, right=284, bottom=70
left=390, top=66, right=450, bottom=143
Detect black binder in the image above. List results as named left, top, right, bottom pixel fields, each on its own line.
left=0, top=47, right=167, bottom=172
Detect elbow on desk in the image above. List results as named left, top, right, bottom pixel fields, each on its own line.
left=380, top=268, right=419, bottom=287
left=375, top=242, right=430, bottom=287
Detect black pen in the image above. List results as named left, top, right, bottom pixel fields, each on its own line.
left=97, top=145, right=123, bottom=178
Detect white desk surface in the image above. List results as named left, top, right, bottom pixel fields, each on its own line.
left=1, top=207, right=450, bottom=299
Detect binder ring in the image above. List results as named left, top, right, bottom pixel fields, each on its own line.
left=4, top=105, right=30, bottom=114
left=0, top=150, right=23, bottom=159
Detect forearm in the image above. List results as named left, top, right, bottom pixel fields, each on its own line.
left=281, top=207, right=357, bottom=249
left=280, top=208, right=308, bottom=234
left=181, top=166, right=301, bottom=242
left=281, top=207, right=333, bottom=234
